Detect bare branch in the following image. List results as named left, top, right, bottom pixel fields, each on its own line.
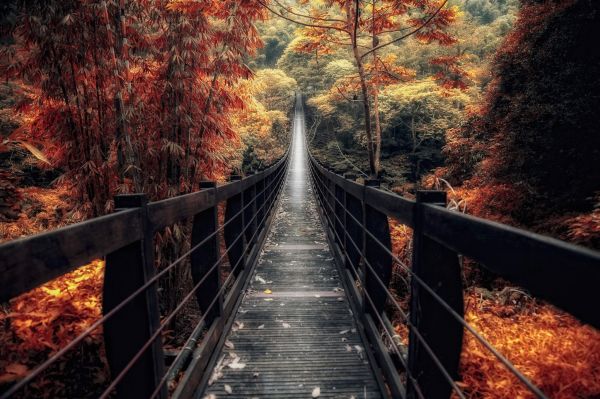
left=256, top=0, right=349, bottom=33
left=271, top=0, right=346, bottom=24
left=360, top=0, right=449, bottom=59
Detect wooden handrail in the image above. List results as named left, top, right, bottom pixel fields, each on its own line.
left=307, top=148, right=600, bottom=399
left=308, top=152, right=600, bottom=328
left=0, top=152, right=288, bottom=303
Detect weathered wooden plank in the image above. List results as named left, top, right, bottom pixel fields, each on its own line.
left=363, top=314, right=406, bottom=399
left=147, top=189, right=214, bottom=231
left=422, top=204, right=600, bottom=328
left=0, top=208, right=143, bottom=302
left=172, top=317, right=224, bottom=399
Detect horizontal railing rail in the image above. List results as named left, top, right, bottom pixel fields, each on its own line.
left=307, top=148, right=600, bottom=399
left=0, top=147, right=290, bottom=399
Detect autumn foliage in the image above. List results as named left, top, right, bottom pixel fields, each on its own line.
left=437, top=0, right=600, bottom=246
left=1, top=0, right=266, bottom=217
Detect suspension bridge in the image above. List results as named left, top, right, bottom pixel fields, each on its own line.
left=1, top=94, right=599, bottom=399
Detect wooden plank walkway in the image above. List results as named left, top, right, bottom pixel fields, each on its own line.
left=198, top=98, right=383, bottom=398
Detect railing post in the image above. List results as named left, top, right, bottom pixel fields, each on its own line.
left=256, top=173, right=266, bottom=231
left=334, top=182, right=345, bottom=248
left=103, top=194, right=166, bottom=399
left=344, top=174, right=362, bottom=278
left=224, top=175, right=245, bottom=278
left=362, top=179, right=392, bottom=315
left=191, top=181, right=223, bottom=325
left=243, top=172, right=257, bottom=247
left=407, top=191, right=463, bottom=399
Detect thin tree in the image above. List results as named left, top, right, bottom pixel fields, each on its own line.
left=258, top=0, right=460, bottom=177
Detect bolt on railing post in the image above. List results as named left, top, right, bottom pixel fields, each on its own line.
left=224, top=175, right=245, bottom=279
left=407, top=191, right=463, bottom=399
left=103, top=194, right=166, bottom=399
left=362, top=179, right=392, bottom=315
left=191, top=181, right=223, bottom=326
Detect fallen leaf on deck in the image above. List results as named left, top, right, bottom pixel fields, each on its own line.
left=228, top=358, right=246, bottom=369
left=312, top=387, right=321, bottom=397
left=282, top=322, right=291, bottom=328
left=258, top=324, right=265, bottom=329
left=264, top=289, right=272, bottom=294
left=224, top=340, right=234, bottom=349
left=224, top=384, right=232, bottom=394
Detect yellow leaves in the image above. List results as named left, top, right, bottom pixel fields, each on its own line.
left=457, top=291, right=600, bottom=399
left=42, top=287, right=62, bottom=297
left=263, top=289, right=272, bottom=294
left=7, top=260, right=104, bottom=352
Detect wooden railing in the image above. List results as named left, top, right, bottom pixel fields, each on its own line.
left=0, top=150, right=290, bottom=399
left=308, top=151, right=600, bottom=399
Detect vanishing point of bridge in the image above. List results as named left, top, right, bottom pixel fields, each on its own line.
left=0, top=94, right=598, bottom=399
left=201, top=97, right=381, bottom=398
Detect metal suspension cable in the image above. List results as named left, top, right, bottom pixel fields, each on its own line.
left=0, top=163, right=288, bottom=399
left=100, top=168, right=287, bottom=399
left=309, top=169, right=465, bottom=399
left=333, top=138, right=370, bottom=178
left=310, top=164, right=549, bottom=399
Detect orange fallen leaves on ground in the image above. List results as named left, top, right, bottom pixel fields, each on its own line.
left=0, top=260, right=104, bottom=386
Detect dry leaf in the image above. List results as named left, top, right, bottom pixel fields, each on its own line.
left=5, top=363, right=28, bottom=375
left=224, top=384, right=232, bottom=394
left=264, top=289, right=272, bottom=294
left=312, top=387, right=321, bottom=398
left=18, top=141, right=51, bottom=165
left=228, top=361, right=246, bottom=370
left=224, top=340, right=234, bottom=349
left=258, top=324, right=265, bottom=329
left=282, top=322, right=291, bottom=328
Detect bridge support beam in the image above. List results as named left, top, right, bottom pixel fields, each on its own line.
left=407, top=191, right=463, bottom=399
left=191, top=182, right=223, bottom=326
left=103, top=194, right=166, bottom=399
left=363, top=179, right=393, bottom=316
left=243, top=172, right=257, bottom=248
left=224, top=175, right=245, bottom=279
left=343, top=180, right=362, bottom=280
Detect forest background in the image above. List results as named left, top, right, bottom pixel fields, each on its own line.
left=0, top=0, right=599, bottom=398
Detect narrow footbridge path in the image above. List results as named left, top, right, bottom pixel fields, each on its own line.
left=200, top=97, right=382, bottom=398
left=1, top=94, right=598, bottom=399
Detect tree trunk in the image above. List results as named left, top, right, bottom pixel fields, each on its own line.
left=371, top=0, right=382, bottom=176
left=349, top=0, right=377, bottom=177
left=372, top=89, right=382, bottom=175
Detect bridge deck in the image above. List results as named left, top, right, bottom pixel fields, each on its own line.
left=199, top=99, right=383, bottom=398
